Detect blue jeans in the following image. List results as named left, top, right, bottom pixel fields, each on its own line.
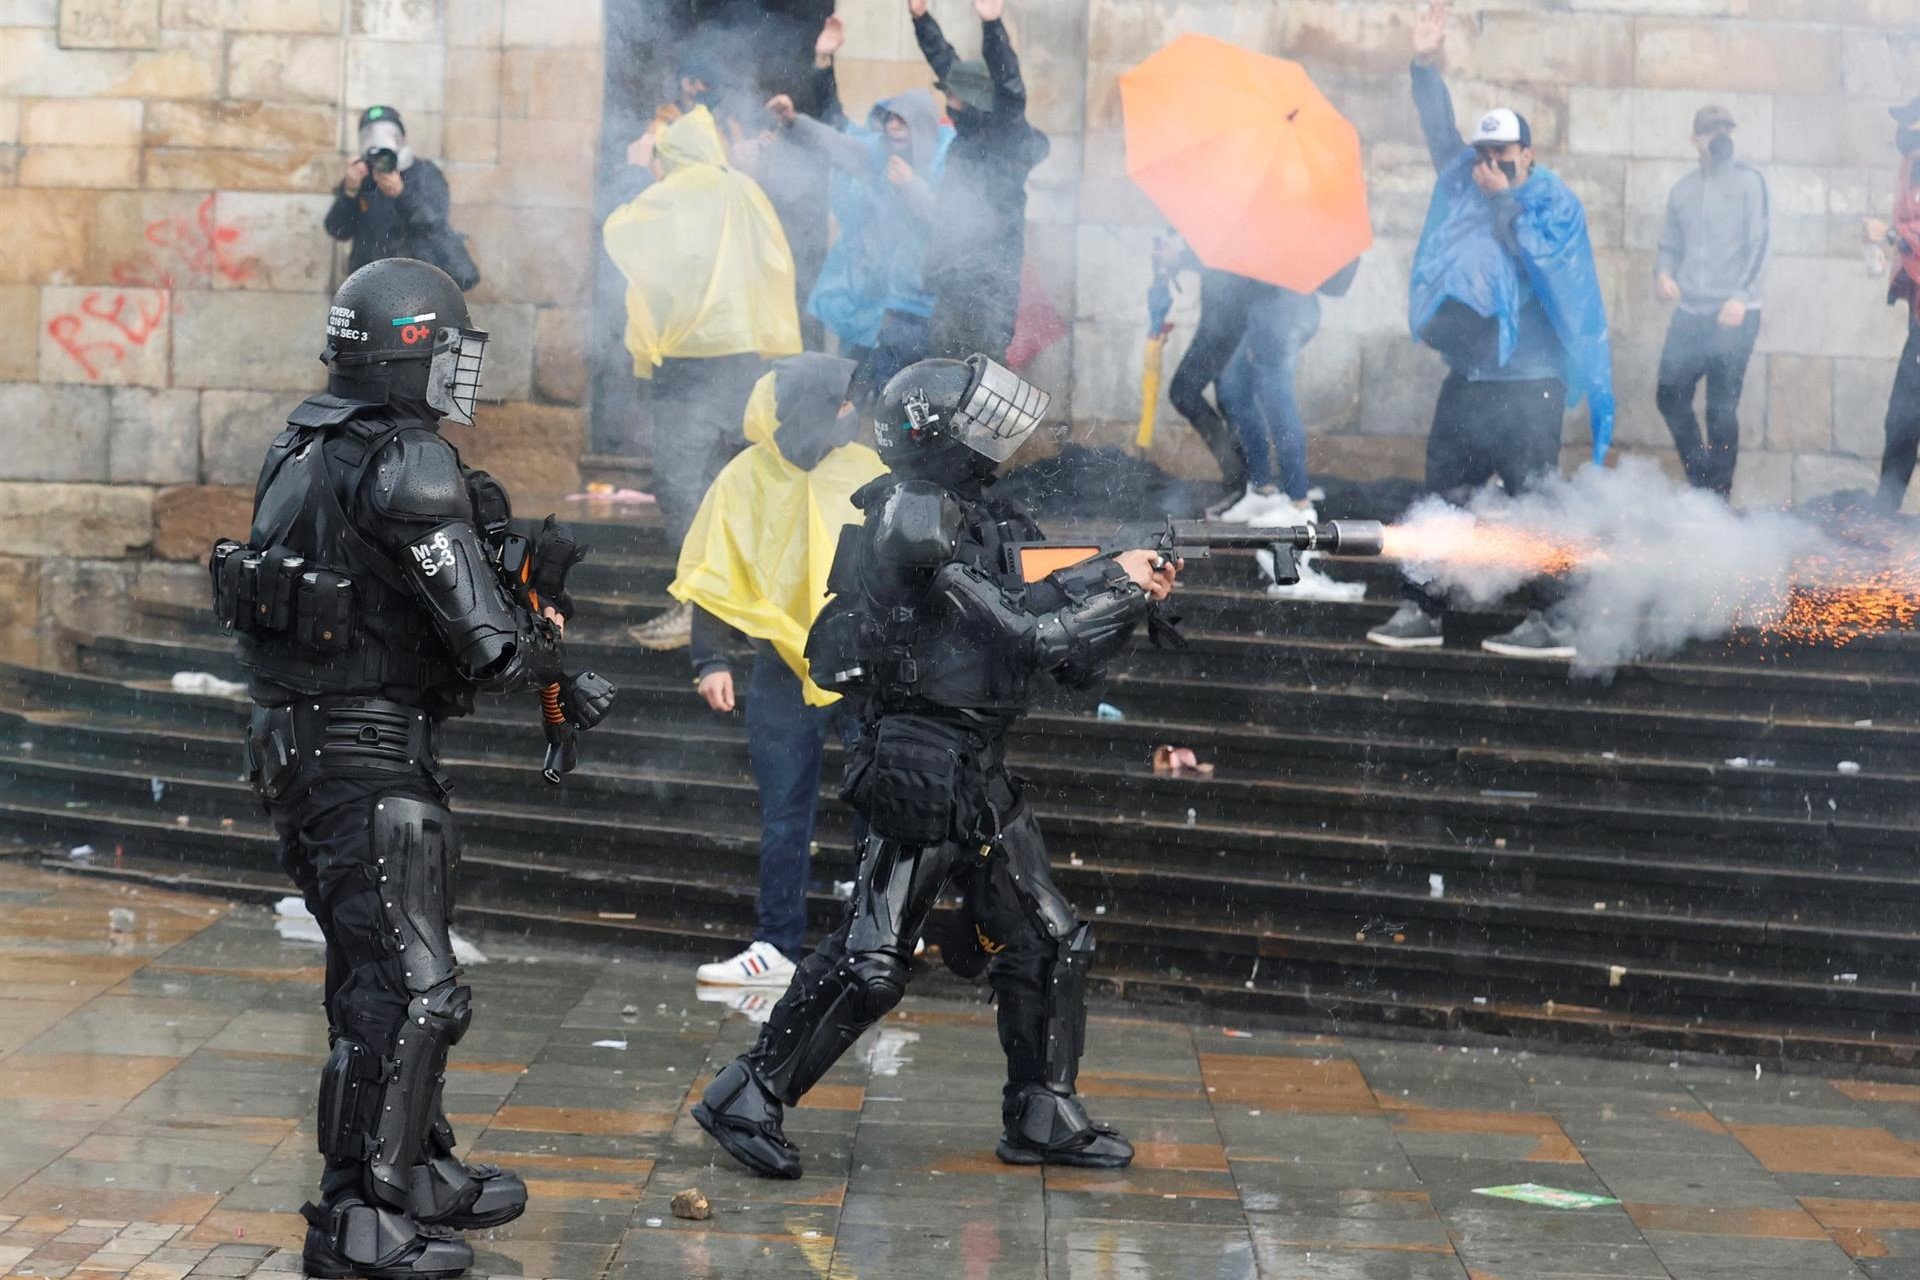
left=745, top=655, right=846, bottom=958
left=1217, top=289, right=1321, bottom=501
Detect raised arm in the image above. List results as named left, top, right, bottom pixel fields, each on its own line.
left=770, top=95, right=873, bottom=176
left=809, top=15, right=848, bottom=128
left=911, top=2, right=957, bottom=83
left=1409, top=0, right=1463, bottom=174
left=979, top=3, right=1027, bottom=115
left=1410, top=64, right=1464, bottom=174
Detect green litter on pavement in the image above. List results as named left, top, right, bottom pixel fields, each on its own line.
left=1472, top=1183, right=1620, bottom=1209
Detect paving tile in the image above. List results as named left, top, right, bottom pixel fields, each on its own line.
left=0, top=860, right=1914, bottom=1280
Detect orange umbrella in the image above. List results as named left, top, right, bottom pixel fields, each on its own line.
left=1120, top=34, right=1372, bottom=293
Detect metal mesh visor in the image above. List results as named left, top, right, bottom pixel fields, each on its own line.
left=425, top=327, right=489, bottom=425
left=950, top=357, right=1052, bottom=463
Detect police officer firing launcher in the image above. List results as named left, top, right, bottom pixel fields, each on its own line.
left=211, top=258, right=614, bottom=1280
left=694, top=355, right=1180, bottom=1178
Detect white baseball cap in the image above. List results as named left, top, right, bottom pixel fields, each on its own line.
left=1473, top=107, right=1532, bottom=148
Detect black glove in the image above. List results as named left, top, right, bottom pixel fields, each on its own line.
left=1145, top=602, right=1189, bottom=651
left=527, top=515, right=589, bottom=618
left=561, top=670, right=616, bottom=729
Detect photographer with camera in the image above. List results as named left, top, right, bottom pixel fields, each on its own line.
left=325, top=105, right=474, bottom=288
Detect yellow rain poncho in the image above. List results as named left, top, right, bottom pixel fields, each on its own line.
left=603, top=107, right=802, bottom=378
left=669, top=354, right=886, bottom=706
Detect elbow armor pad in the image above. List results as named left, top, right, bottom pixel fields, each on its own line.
left=399, top=519, right=555, bottom=687
left=932, top=561, right=1038, bottom=653
left=1030, top=565, right=1149, bottom=672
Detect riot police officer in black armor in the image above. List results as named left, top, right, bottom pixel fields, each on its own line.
left=694, top=355, right=1180, bottom=1178
left=212, top=258, right=614, bottom=1278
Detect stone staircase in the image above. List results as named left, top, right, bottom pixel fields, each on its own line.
left=6, top=509, right=1920, bottom=1068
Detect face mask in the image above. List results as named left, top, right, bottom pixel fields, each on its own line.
left=1497, top=159, right=1519, bottom=183
left=1708, top=133, right=1735, bottom=164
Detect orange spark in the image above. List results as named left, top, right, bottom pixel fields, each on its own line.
left=1766, top=546, right=1920, bottom=645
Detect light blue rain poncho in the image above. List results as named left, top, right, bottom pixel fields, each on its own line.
left=1409, top=151, right=1616, bottom=462
left=799, top=91, right=954, bottom=351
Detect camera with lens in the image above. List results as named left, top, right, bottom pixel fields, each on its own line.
left=363, top=146, right=399, bottom=175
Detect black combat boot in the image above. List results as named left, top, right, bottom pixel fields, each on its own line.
left=300, top=1199, right=474, bottom=1280
left=995, top=1084, right=1135, bottom=1168
left=693, top=1057, right=803, bottom=1180
left=410, top=1154, right=527, bottom=1230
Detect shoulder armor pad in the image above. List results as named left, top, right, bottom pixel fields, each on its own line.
left=369, top=430, right=470, bottom=521
left=287, top=392, right=379, bottom=430
left=869, top=480, right=961, bottom=568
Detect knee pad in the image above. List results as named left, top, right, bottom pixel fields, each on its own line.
left=369, top=796, right=460, bottom=995
left=844, top=950, right=909, bottom=1022
left=749, top=947, right=910, bottom=1106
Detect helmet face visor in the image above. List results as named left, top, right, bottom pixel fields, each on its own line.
left=949, top=356, right=1051, bottom=463
left=425, top=326, right=488, bottom=425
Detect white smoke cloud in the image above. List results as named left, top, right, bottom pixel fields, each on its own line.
left=1392, top=457, right=1845, bottom=675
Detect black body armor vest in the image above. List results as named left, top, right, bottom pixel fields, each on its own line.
left=812, top=478, right=1068, bottom=727
left=233, top=398, right=466, bottom=713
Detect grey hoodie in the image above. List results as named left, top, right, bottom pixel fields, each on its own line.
left=1656, top=158, right=1771, bottom=315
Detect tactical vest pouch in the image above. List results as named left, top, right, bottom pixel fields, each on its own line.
left=251, top=547, right=305, bottom=634
left=213, top=539, right=357, bottom=655
left=843, top=715, right=980, bottom=846
left=805, top=597, right=873, bottom=695
left=244, top=705, right=302, bottom=802
left=294, top=570, right=355, bottom=655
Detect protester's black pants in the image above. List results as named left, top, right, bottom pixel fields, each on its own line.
left=1404, top=371, right=1567, bottom=617
left=1168, top=273, right=1254, bottom=493
left=1656, top=309, right=1761, bottom=497
left=1876, top=325, right=1920, bottom=512
left=649, top=354, right=764, bottom=556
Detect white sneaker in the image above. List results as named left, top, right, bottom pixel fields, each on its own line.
left=694, top=941, right=797, bottom=987
left=1247, top=495, right=1316, bottom=529
left=1215, top=486, right=1280, bottom=524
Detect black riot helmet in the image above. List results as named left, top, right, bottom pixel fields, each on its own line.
left=322, top=258, right=488, bottom=424
left=873, top=355, right=1052, bottom=485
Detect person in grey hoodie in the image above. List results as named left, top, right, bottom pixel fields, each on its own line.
left=1654, top=104, right=1770, bottom=498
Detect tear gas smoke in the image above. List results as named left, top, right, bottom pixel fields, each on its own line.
left=1383, top=457, right=1920, bottom=674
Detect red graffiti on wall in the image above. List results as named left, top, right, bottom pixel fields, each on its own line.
left=47, top=292, right=169, bottom=381
left=112, top=194, right=258, bottom=291
left=47, top=194, right=256, bottom=380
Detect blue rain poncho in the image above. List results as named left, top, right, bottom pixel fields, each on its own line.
left=1410, top=155, right=1616, bottom=462
left=796, top=92, right=953, bottom=350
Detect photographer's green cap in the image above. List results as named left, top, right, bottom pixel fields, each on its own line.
left=358, top=104, right=406, bottom=135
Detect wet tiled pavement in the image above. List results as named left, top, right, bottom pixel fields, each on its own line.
left=7, top=859, right=1920, bottom=1279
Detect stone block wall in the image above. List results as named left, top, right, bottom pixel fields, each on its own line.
left=2, top=0, right=1916, bottom=664
left=0, top=0, right=600, bottom=662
